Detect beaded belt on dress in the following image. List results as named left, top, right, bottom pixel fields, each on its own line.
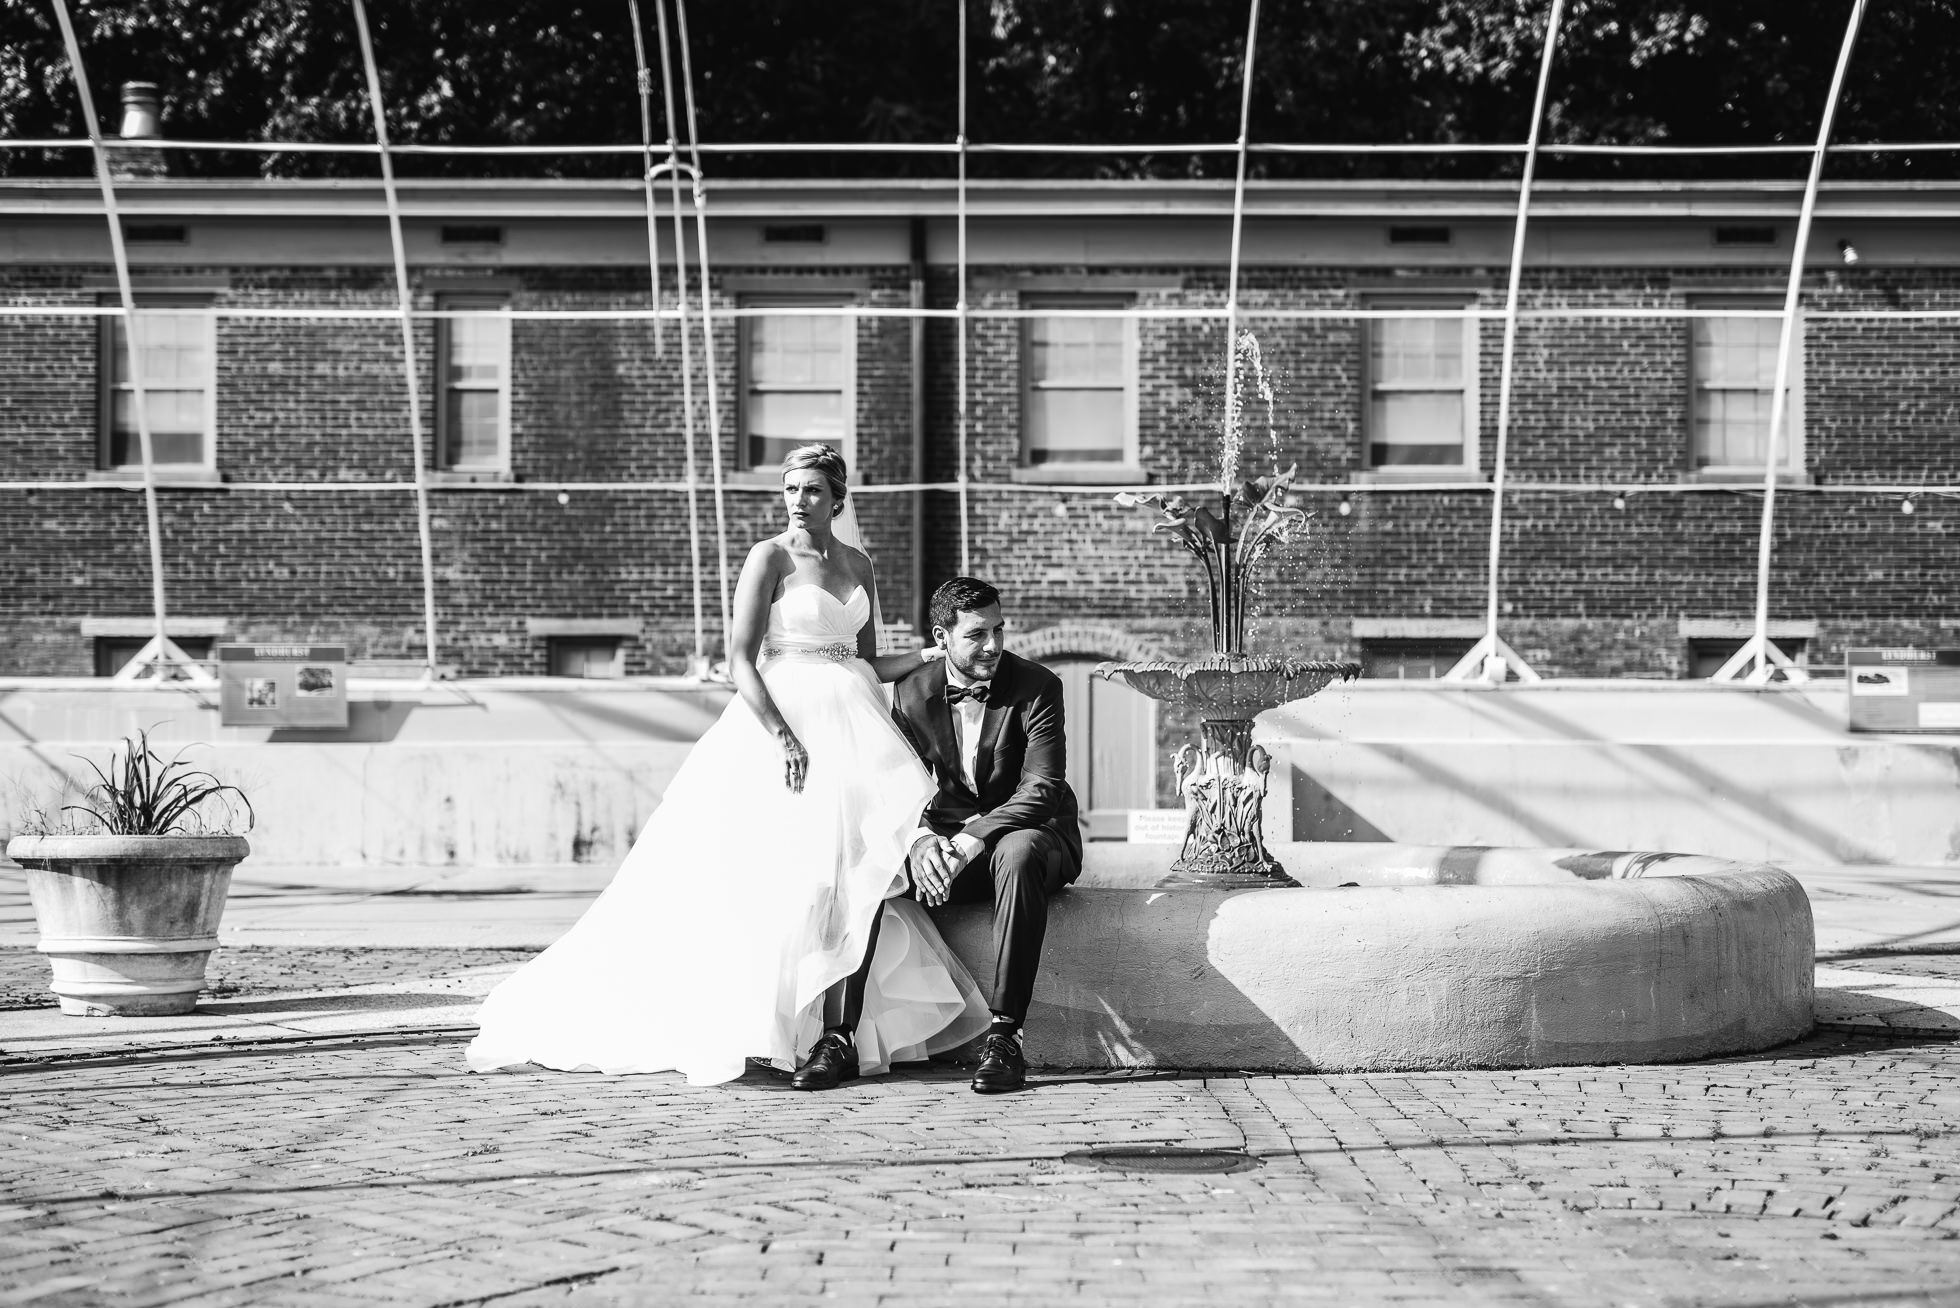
left=760, top=641, right=858, bottom=663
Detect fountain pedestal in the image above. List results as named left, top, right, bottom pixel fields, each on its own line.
left=1098, top=656, right=1358, bottom=889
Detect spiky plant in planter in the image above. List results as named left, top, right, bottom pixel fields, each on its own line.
left=8, top=728, right=252, bottom=1016
left=54, top=728, right=255, bottom=837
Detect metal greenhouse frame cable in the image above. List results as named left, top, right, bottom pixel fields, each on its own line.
left=5, top=475, right=1956, bottom=499
left=22, top=136, right=1960, bottom=160
left=662, top=0, right=735, bottom=654
left=14, top=303, right=1960, bottom=324
left=955, top=0, right=972, bottom=574
left=1713, top=0, right=1870, bottom=685
left=351, top=0, right=444, bottom=682
left=629, top=0, right=707, bottom=670
left=1219, top=0, right=1262, bottom=490
left=1446, top=0, right=1565, bottom=685
left=627, top=2, right=667, bottom=361
left=47, top=0, right=192, bottom=684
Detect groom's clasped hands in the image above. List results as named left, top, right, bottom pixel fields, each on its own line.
left=908, top=833, right=967, bottom=907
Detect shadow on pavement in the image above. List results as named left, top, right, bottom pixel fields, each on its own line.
left=1719, top=1290, right=1960, bottom=1308
left=10, top=1124, right=1955, bottom=1210
left=194, top=992, right=478, bottom=1016
left=1713, top=1028, right=1960, bottom=1064
left=1820, top=945, right=1960, bottom=964
left=5, top=1027, right=1954, bottom=1088
left=0, top=1029, right=470, bottom=1076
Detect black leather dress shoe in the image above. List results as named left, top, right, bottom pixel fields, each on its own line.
left=971, top=1032, right=1027, bottom=1095
left=791, top=1032, right=860, bottom=1091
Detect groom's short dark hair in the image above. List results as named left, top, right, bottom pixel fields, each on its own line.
left=929, top=577, right=1000, bottom=633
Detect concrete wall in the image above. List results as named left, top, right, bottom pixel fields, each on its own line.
left=0, top=681, right=728, bottom=867
left=1262, top=681, right=1960, bottom=867
left=4, top=677, right=1956, bottom=871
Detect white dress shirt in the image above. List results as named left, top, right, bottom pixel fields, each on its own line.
left=945, top=662, right=989, bottom=794
left=915, top=663, right=991, bottom=870
left=943, top=663, right=993, bottom=865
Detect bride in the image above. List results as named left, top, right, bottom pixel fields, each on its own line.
left=466, top=443, right=989, bottom=1087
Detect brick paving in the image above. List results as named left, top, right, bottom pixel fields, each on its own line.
left=7, top=863, right=1960, bottom=1303
left=6, top=1029, right=1960, bottom=1306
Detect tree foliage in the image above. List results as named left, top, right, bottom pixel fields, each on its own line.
left=3, top=0, right=1957, bottom=181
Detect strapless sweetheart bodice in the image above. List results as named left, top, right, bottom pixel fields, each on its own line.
left=763, top=584, right=869, bottom=660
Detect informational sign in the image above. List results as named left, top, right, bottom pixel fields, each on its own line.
left=218, top=644, right=349, bottom=729
left=1127, top=809, right=1191, bottom=844
left=1846, top=648, right=1960, bottom=733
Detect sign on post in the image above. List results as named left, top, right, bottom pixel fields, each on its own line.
left=218, top=644, right=349, bottom=729
left=1846, top=649, right=1960, bottom=733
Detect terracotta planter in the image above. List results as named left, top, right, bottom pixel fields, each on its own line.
left=5, top=834, right=249, bottom=1017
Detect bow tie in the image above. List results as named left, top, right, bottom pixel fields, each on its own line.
left=945, top=683, right=991, bottom=706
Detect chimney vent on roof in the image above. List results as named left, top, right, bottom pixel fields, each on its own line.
left=118, top=82, right=162, bottom=140
left=112, top=82, right=167, bottom=179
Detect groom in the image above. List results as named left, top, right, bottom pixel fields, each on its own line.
left=894, top=576, right=1083, bottom=1094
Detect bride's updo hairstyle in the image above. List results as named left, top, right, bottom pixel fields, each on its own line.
left=782, top=443, right=848, bottom=519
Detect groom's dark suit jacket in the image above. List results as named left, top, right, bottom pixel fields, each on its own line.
left=890, top=651, right=1084, bottom=880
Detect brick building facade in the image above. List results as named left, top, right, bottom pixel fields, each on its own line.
left=3, top=176, right=1958, bottom=688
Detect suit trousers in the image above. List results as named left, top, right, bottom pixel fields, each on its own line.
left=944, top=826, right=1070, bottom=1024
left=822, top=826, right=1070, bottom=1038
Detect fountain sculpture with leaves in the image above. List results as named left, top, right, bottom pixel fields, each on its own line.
left=1098, top=334, right=1359, bottom=888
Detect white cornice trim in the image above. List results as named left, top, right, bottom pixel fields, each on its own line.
left=79, top=616, right=230, bottom=637
left=524, top=618, right=646, bottom=638
left=1678, top=619, right=1819, bottom=639
left=1351, top=619, right=1487, bottom=639
left=10, top=178, right=1960, bottom=222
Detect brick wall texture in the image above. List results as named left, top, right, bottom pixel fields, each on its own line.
left=4, top=260, right=1958, bottom=680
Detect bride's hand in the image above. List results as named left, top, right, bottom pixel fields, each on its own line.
left=778, top=728, right=809, bottom=793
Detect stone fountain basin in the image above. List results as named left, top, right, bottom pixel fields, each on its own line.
left=928, top=841, right=1813, bottom=1073
left=1097, top=656, right=1359, bottom=719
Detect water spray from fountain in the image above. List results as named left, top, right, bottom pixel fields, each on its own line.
left=1100, top=332, right=1360, bottom=888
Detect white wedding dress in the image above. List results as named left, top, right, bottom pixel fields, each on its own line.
left=465, top=584, right=989, bottom=1085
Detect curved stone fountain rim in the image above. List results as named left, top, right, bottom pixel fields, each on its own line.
left=1069, top=842, right=1788, bottom=890
left=930, top=841, right=1817, bottom=1072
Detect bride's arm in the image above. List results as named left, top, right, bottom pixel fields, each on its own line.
left=851, top=553, right=939, bottom=683
left=729, top=541, right=808, bottom=792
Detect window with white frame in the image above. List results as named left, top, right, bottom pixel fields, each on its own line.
left=99, top=296, right=215, bottom=469
left=1690, top=301, right=1802, bottom=472
left=1021, top=297, right=1136, bottom=467
left=740, top=297, right=854, bottom=470
left=436, top=295, right=511, bottom=471
left=1364, top=300, right=1478, bottom=469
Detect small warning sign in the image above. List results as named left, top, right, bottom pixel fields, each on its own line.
left=1846, top=649, right=1960, bottom=734
left=218, top=644, right=349, bottom=729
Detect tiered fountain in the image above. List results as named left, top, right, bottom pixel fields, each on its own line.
left=1098, top=333, right=1359, bottom=888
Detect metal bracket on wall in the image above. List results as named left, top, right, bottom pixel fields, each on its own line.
left=1440, top=632, right=1541, bottom=684
left=109, top=633, right=219, bottom=689
left=1708, top=635, right=1809, bottom=685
